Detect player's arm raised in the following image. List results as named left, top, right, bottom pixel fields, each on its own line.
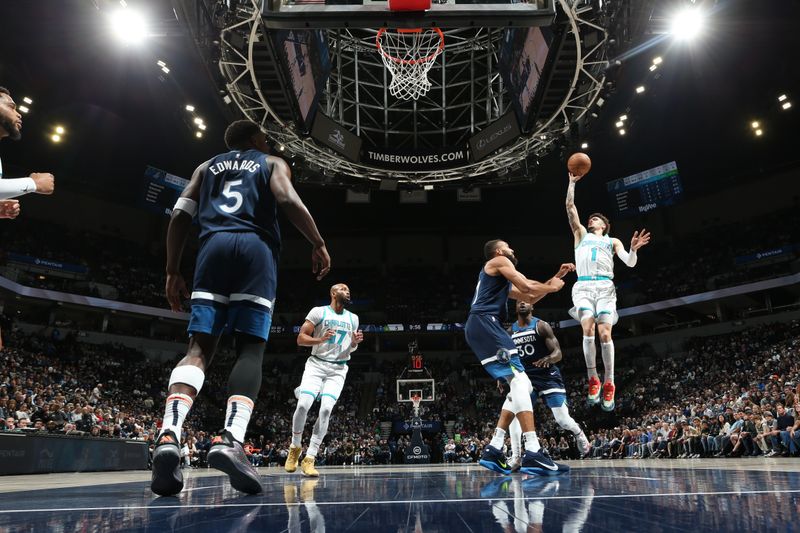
left=165, top=162, right=207, bottom=312
left=612, top=229, right=650, bottom=268
left=297, top=320, right=335, bottom=347
left=509, top=262, right=574, bottom=305
left=566, top=173, right=587, bottom=247
left=531, top=320, right=562, bottom=368
left=489, top=256, right=565, bottom=301
left=269, top=157, right=330, bottom=281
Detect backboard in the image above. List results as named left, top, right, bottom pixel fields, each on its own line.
left=261, top=0, right=556, bottom=29
left=397, top=378, right=435, bottom=403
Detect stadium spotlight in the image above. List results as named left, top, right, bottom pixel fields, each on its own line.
left=615, top=121, right=624, bottom=128
left=161, top=66, right=170, bottom=74
left=195, top=131, right=203, bottom=138
left=778, top=94, right=787, bottom=102
left=755, top=129, right=763, bottom=136
left=619, top=114, right=627, bottom=121
left=619, top=129, right=626, bottom=136
left=193, top=117, right=203, bottom=125
left=19, top=105, right=29, bottom=114
left=751, top=121, right=759, bottom=129
left=55, top=126, right=65, bottom=135
left=185, top=104, right=195, bottom=112
left=782, top=102, right=792, bottom=110
left=22, top=97, right=33, bottom=105
left=581, top=142, right=589, bottom=149
left=649, top=64, right=658, bottom=72
left=198, top=123, right=207, bottom=131
left=636, top=86, right=645, bottom=94
left=671, top=7, right=705, bottom=41
left=653, top=57, right=663, bottom=65
left=51, top=134, right=62, bottom=143
left=110, top=8, right=148, bottom=45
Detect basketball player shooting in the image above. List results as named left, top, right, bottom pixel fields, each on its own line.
left=565, top=168, right=651, bottom=411
left=286, top=283, right=363, bottom=477
left=151, top=120, right=330, bottom=496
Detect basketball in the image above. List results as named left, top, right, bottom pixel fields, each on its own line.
left=568, top=152, right=592, bottom=177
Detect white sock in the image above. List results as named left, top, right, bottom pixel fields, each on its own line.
left=583, top=336, right=598, bottom=380
left=307, top=435, right=323, bottom=458
left=601, top=341, right=615, bottom=383
left=160, top=393, right=193, bottom=440
left=490, top=427, right=506, bottom=449
left=523, top=431, right=540, bottom=453
left=224, top=395, right=254, bottom=443
left=509, top=417, right=522, bottom=460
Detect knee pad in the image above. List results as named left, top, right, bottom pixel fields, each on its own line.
left=509, top=373, right=533, bottom=413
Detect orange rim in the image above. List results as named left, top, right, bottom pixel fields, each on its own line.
left=376, top=27, right=445, bottom=65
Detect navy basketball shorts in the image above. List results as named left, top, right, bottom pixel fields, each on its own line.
left=465, top=314, right=524, bottom=380
left=528, top=372, right=568, bottom=408
left=188, top=231, right=277, bottom=341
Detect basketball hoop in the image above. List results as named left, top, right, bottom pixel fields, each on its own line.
left=411, top=394, right=422, bottom=416
left=376, top=27, right=445, bottom=101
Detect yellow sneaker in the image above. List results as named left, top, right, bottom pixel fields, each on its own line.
left=300, top=478, right=319, bottom=500
left=285, top=445, right=302, bottom=473
left=300, top=455, right=319, bottom=477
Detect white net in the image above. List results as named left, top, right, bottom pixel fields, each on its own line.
left=377, top=28, right=444, bottom=101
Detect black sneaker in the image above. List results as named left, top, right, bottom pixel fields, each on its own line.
left=151, top=430, right=183, bottom=496
left=478, top=445, right=512, bottom=475
left=520, top=450, right=570, bottom=476
left=208, top=430, right=263, bottom=494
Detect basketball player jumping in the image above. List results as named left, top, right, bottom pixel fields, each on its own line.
left=504, top=300, right=591, bottom=468
left=466, top=239, right=573, bottom=476
left=286, top=283, right=363, bottom=477
left=565, top=172, right=650, bottom=411
left=151, top=120, right=330, bottom=496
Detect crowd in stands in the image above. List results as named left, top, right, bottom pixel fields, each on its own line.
left=2, top=311, right=799, bottom=467
left=2, top=207, right=797, bottom=327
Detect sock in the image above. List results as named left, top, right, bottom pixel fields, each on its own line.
left=523, top=431, right=541, bottom=453
left=307, top=435, right=323, bottom=458
left=224, top=395, right=254, bottom=443
left=490, top=427, right=506, bottom=450
left=509, top=417, right=522, bottom=460
left=583, top=336, right=598, bottom=380
left=601, top=341, right=615, bottom=383
left=159, top=393, right=193, bottom=440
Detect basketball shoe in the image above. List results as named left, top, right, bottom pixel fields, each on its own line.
left=576, top=431, right=591, bottom=457
left=519, top=450, right=570, bottom=476
left=208, top=430, right=263, bottom=494
left=601, top=382, right=616, bottom=412
left=479, top=445, right=512, bottom=475
left=587, top=376, right=601, bottom=405
left=285, top=444, right=302, bottom=473
left=150, top=429, right=183, bottom=496
left=300, top=455, right=319, bottom=477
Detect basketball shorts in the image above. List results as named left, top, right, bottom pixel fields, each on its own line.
left=294, top=356, right=349, bottom=402
left=568, top=279, right=619, bottom=325
left=188, top=231, right=277, bottom=341
left=528, top=371, right=568, bottom=408
left=465, top=314, right=524, bottom=380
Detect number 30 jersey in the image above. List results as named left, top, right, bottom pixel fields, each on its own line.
left=198, top=149, right=281, bottom=249
left=305, top=306, right=360, bottom=363
left=575, top=232, right=614, bottom=279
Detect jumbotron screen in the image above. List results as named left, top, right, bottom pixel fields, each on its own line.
left=606, top=161, right=683, bottom=218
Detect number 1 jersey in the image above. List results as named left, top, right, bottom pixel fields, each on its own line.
left=198, top=149, right=281, bottom=249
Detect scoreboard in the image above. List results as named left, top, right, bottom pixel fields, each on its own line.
left=606, top=161, right=682, bottom=218
left=141, top=166, right=189, bottom=216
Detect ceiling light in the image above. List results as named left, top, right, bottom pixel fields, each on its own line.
left=649, top=64, right=658, bottom=71
left=22, top=97, right=33, bottom=105
left=636, top=86, right=645, bottom=94
left=778, top=94, right=787, bottom=102
left=615, top=121, right=624, bottom=128
left=751, top=121, right=759, bottom=129
left=653, top=56, right=663, bottom=65
left=195, top=131, right=203, bottom=138
left=185, top=104, right=195, bottom=112
left=157, top=60, right=166, bottom=68
left=198, top=123, right=207, bottom=131
left=782, top=102, right=792, bottom=110
left=161, top=66, right=170, bottom=74
left=51, top=134, right=61, bottom=143
left=671, top=8, right=705, bottom=41
left=580, top=142, right=588, bottom=149
left=619, top=115, right=627, bottom=121
left=55, top=126, right=65, bottom=134
left=619, top=129, right=626, bottom=136
left=193, top=117, right=203, bottom=125
left=19, top=105, right=29, bottom=114
left=278, top=144, right=285, bottom=151
left=111, top=8, right=148, bottom=45
left=755, top=129, right=763, bottom=136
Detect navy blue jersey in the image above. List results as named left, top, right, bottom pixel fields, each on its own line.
left=511, top=317, right=562, bottom=379
left=469, top=267, right=511, bottom=318
left=198, top=149, right=280, bottom=248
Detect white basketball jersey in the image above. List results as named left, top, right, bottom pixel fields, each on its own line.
left=575, top=233, right=615, bottom=278
left=305, top=305, right=359, bottom=362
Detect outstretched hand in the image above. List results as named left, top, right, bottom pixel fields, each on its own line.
left=568, top=172, right=583, bottom=183
left=630, top=229, right=651, bottom=251
left=555, top=263, right=576, bottom=278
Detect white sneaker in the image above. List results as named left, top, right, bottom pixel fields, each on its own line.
left=576, top=432, right=591, bottom=458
